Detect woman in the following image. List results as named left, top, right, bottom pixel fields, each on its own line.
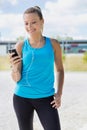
left=9, top=6, right=64, bottom=130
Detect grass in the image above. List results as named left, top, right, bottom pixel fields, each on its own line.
left=0, top=55, right=10, bottom=71
left=0, top=55, right=87, bottom=71
left=64, top=54, right=87, bottom=71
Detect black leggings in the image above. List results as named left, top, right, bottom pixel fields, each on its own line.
left=13, top=94, right=61, bottom=130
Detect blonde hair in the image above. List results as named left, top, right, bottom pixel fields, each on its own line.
left=24, top=6, right=43, bottom=20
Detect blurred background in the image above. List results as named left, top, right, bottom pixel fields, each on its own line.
left=0, top=0, right=87, bottom=71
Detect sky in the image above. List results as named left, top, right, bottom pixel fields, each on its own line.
left=0, top=0, right=87, bottom=41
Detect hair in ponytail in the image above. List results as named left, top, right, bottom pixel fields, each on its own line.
left=24, top=6, right=43, bottom=20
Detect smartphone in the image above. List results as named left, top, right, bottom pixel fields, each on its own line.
left=8, top=49, right=19, bottom=57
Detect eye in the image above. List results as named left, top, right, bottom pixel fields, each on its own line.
left=24, top=21, right=37, bottom=26
left=25, top=22, right=28, bottom=25
left=31, top=21, right=37, bottom=24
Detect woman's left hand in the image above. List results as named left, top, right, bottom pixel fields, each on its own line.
left=51, top=93, right=62, bottom=109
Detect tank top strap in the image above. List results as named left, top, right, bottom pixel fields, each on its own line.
left=46, top=37, right=54, bottom=52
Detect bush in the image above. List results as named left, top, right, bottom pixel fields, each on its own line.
left=83, top=52, right=87, bottom=63
left=62, top=52, right=66, bottom=62
left=0, top=55, right=10, bottom=70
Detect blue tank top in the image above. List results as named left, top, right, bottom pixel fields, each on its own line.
left=14, top=36, right=55, bottom=98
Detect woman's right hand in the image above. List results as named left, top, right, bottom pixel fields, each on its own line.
left=8, top=52, right=22, bottom=82
left=9, top=52, right=22, bottom=71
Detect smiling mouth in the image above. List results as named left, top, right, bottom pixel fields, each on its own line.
left=28, top=29, right=36, bottom=33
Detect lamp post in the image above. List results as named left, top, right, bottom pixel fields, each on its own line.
left=0, top=32, right=1, bottom=41
left=65, top=33, right=68, bottom=54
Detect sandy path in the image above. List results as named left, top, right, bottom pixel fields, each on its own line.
left=0, top=71, right=87, bottom=130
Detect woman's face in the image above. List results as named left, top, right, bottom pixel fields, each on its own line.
left=23, top=13, right=44, bottom=36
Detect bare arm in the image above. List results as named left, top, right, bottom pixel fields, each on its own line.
left=9, top=41, right=23, bottom=82
left=54, top=40, right=64, bottom=96
left=51, top=39, right=64, bottom=108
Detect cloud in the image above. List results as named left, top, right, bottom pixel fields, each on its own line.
left=0, top=0, right=18, bottom=6
left=0, top=14, right=25, bottom=40
left=0, top=14, right=23, bottom=28
left=8, top=0, right=18, bottom=5
left=45, top=0, right=87, bottom=14
left=0, top=0, right=4, bottom=5
left=43, top=0, right=87, bottom=39
left=0, top=0, right=18, bottom=14
left=0, top=0, right=87, bottom=40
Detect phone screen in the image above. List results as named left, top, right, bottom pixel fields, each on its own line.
left=8, top=49, right=19, bottom=57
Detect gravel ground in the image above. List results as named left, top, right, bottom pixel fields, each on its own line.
left=0, top=71, right=87, bottom=130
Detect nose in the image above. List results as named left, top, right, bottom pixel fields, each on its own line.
left=28, top=23, right=32, bottom=29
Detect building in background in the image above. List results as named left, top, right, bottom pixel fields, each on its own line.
left=0, top=41, right=16, bottom=56
left=60, top=40, right=87, bottom=54
left=0, top=40, right=87, bottom=56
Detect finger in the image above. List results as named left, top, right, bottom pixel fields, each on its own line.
left=52, top=100, right=61, bottom=107
left=52, top=103, right=60, bottom=109
left=52, top=104, right=57, bottom=108
left=12, top=55, right=21, bottom=62
left=51, top=98, right=60, bottom=104
left=9, top=52, right=15, bottom=56
left=8, top=53, right=12, bottom=59
left=55, top=104, right=61, bottom=108
left=10, top=57, right=21, bottom=67
left=9, top=53, right=15, bottom=59
left=56, top=101, right=61, bottom=108
left=50, top=100, right=55, bottom=104
left=13, top=57, right=20, bottom=62
left=13, top=58, right=21, bottom=64
left=52, top=102, right=60, bottom=109
left=54, top=98, right=61, bottom=104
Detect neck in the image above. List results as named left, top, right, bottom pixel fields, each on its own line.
left=29, top=34, right=43, bottom=44
left=29, top=34, right=44, bottom=48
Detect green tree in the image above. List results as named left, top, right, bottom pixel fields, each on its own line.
left=16, top=36, right=25, bottom=41
left=83, top=52, right=87, bottom=63
left=56, top=35, right=73, bottom=41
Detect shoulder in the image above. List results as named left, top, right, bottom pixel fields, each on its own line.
left=15, top=40, right=24, bottom=55
left=49, top=38, right=61, bottom=52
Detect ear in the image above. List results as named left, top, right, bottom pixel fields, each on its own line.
left=41, top=18, right=44, bottom=24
